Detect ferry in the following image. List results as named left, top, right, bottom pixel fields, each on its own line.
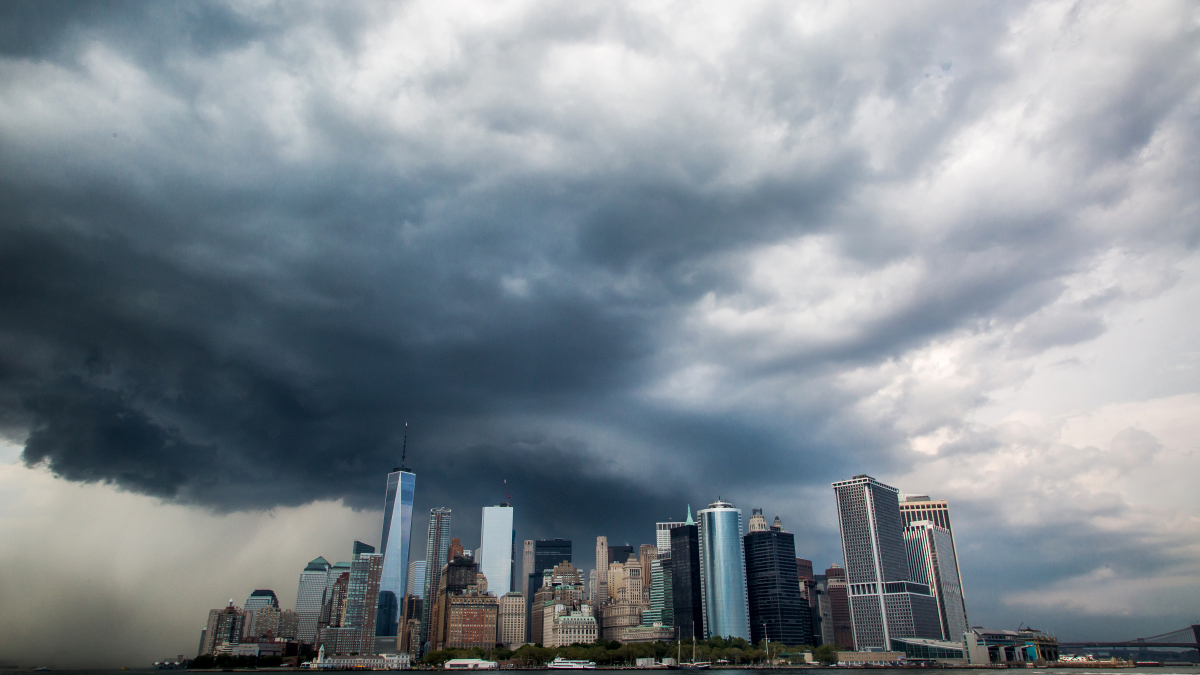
left=547, top=657, right=597, bottom=669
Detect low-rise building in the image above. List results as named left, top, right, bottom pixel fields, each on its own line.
left=444, top=658, right=498, bottom=669
left=620, top=624, right=675, bottom=644
left=890, top=637, right=968, bottom=663
left=836, top=651, right=905, bottom=665
left=965, top=628, right=1059, bottom=664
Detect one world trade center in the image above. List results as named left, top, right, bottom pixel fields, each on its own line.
left=375, top=463, right=416, bottom=639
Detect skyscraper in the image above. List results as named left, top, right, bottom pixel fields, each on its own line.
left=825, top=565, right=854, bottom=648
left=900, top=495, right=968, bottom=638
left=522, top=540, right=535, bottom=597
left=243, top=589, right=280, bottom=640
left=670, top=507, right=703, bottom=641
left=594, top=537, right=608, bottom=602
left=406, top=560, right=427, bottom=602
left=498, top=591, right=526, bottom=647
left=346, top=553, right=386, bottom=654
left=535, top=539, right=572, bottom=573
left=744, top=518, right=811, bottom=645
left=421, top=507, right=452, bottom=652
left=378, top=467, right=416, bottom=637
left=528, top=539, right=573, bottom=642
left=904, top=520, right=969, bottom=641
left=656, top=520, right=686, bottom=553
left=696, top=499, right=750, bottom=640
left=832, top=475, right=941, bottom=650
left=354, top=540, right=376, bottom=560
left=296, top=557, right=331, bottom=643
left=479, top=504, right=516, bottom=596
left=245, top=589, right=279, bottom=612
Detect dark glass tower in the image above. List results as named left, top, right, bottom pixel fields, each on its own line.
left=528, top=539, right=572, bottom=642
left=670, top=512, right=703, bottom=641
left=744, top=528, right=812, bottom=646
left=534, top=539, right=572, bottom=573
left=607, top=544, right=635, bottom=566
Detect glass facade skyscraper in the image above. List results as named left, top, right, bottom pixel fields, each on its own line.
left=744, top=528, right=811, bottom=645
left=670, top=513, right=703, bottom=641
left=421, top=507, right=452, bottom=652
left=377, top=469, right=416, bottom=637
left=478, top=504, right=515, bottom=596
left=697, top=499, right=750, bottom=640
left=406, top=560, right=427, bottom=601
left=296, top=557, right=331, bottom=643
left=904, top=520, right=968, bottom=641
left=832, top=475, right=942, bottom=650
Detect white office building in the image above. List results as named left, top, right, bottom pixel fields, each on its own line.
left=478, top=504, right=515, bottom=596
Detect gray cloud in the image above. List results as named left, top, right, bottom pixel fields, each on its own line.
left=1, top=0, right=1199, bottom=660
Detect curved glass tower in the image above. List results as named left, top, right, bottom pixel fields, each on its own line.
left=697, top=499, right=750, bottom=640
left=376, top=468, right=416, bottom=636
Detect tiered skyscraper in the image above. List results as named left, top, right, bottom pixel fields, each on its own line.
left=832, top=475, right=941, bottom=650
left=901, top=496, right=969, bottom=641
left=377, top=467, right=416, bottom=638
left=697, top=499, right=750, bottom=640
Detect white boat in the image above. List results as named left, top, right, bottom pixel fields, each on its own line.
left=547, top=657, right=596, bottom=669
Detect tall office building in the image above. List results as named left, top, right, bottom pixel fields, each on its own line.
left=498, top=591, right=526, bottom=647
left=296, top=557, right=331, bottom=643
left=430, top=557, right=484, bottom=650
left=528, top=539, right=573, bottom=642
left=638, top=545, right=657, bottom=606
left=696, top=499, right=748, bottom=634
left=646, top=551, right=673, bottom=628
left=353, top=540, right=376, bottom=559
left=697, top=499, right=750, bottom=640
left=656, top=520, right=686, bottom=553
left=522, top=540, right=535, bottom=597
left=448, top=538, right=464, bottom=561
left=535, top=539, right=572, bottom=572
left=406, top=561, right=427, bottom=602
left=744, top=519, right=811, bottom=645
left=607, top=544, right=634, bottom=567
left=479, top=504, right=516, bottom=597
left=346, top=553, right=385, bottom=654
left=321, top=561, right=352, bottom=626
left=243, top=590, right=279, bottom=640
left=832, top=475, right=941, bottom=650
left=900, top=496, right=968, bottom=636
left=201, top=601, right=245, bottom=655
left=670, top=507, right=703, bottom=641
left=825, top=565, right=854, bottom=648
left=245, top=589, right=279, bottom=612
left=594, top=536, right=608, bottom=604
left=378, top=467, right=416, bottom=638
left=421, top=507, right=452, bottom=651
left=904, top=520, right=969, bottom=641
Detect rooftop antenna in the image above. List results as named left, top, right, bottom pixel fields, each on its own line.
left=503, top=479, right=511, bottom=506
left=400, top=422, right=409, bottom=471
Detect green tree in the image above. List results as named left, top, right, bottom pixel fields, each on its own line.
left=814, top=643, right=840, bottom=664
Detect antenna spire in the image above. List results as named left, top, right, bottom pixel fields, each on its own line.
left=401, top=422, right=408, bottom=471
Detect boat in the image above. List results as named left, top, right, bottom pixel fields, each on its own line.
left=666, top=638, right=711, bottom=670
left=547, top=657, right=597, bottom=669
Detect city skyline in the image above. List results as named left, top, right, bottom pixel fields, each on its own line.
left=1, top=0, right=1198, bottom=668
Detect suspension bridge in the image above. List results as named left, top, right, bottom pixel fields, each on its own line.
left=1058, top=624, right=1200, bottom=654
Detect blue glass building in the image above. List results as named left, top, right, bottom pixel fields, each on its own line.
left=376, top=468, right=416, bottom=637
left=697, top=499, right=750, bottom=640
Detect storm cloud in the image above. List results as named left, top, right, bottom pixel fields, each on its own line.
left=1, top=0, right=1199, bottom=665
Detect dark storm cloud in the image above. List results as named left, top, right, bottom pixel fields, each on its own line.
left=2, top=0, right=1200, bottom=647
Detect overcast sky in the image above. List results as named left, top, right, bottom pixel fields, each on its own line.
left=1, top=0, right=1199, bottom=667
